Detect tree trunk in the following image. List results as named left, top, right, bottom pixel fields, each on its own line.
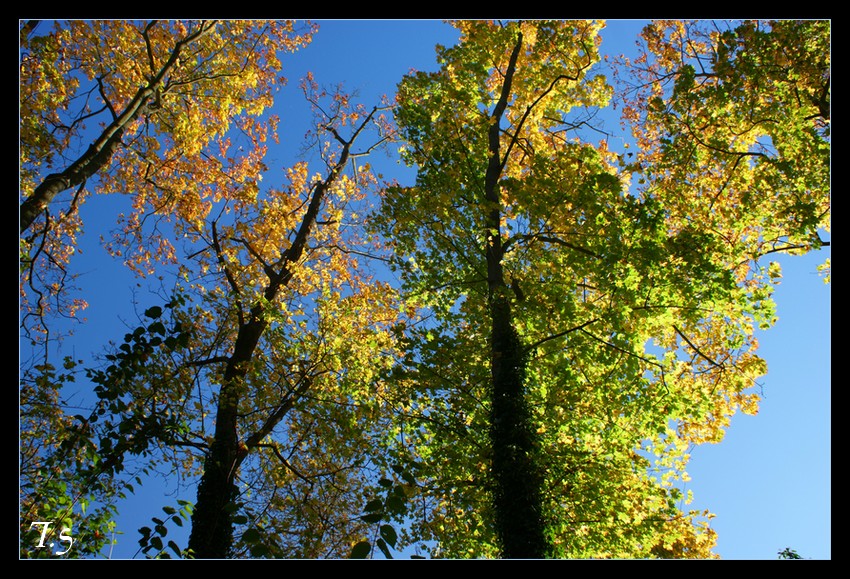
left=187, top=314, right=266, bottom=559
left=483, top=31, right=550, bottom=559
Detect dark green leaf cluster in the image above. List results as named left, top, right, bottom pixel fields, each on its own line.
left=138, top=501, right=194, bottom=558
left=83, top=296, right=193, bottom=479
left=350, top=463, right=419, bottom=559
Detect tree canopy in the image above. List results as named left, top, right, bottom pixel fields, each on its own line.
left=19, top=19, right=829, bottom=559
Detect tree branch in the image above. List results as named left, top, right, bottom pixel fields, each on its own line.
left=524, top=318, right=599, bottom=354
left=186, top=356, right=230, bottom=367
left=504, top=233, right=602, bottom=259
left=229, top=236, right=277, bottom=280
left=243, top=374, right=313, bottom=451
left=211, top=221, right=244, bottom=326
left=259, top=443, right=313, bottom=484
left=20, top=20, right=219, bottom=234
left=672, top=325, right=724, bottom=369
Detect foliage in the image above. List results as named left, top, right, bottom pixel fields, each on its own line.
left=778, top=547, right=804, bottom=559
left=19, top=19, right=315, bottom=343
left=137, top=501, right=195, bottom=559
left=167, top=75, right=405, bottom=558
left=615, top=19, right=830, bottom=280
left=348, top=462, right=418, bottom=559
left=19, top=295, right=194, bottom=558
left=20, top=357, right=117, bottom=558
left=372, top=18, right=828, bottom=558
left=20, top=19, right=829, bottom=560
left=19, top=19, right=407, bottom=559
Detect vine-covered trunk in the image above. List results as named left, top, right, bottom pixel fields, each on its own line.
left=484, top=31, right=550, bottom=559
left=488, top=297, right=549, bottom=558
left=187, top=316, right=265, bottom=558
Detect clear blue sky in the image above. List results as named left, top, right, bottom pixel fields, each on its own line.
left=33, top=19, right=830, bottom=560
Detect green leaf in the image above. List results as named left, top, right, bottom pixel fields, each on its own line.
left=144, top=306, right=163, bottom=319
left=149, top=321, right=167, bottom=336
left=376, top=538, right=394, bottom=559
left=241, top=528, right=261, bottom=543
left=364, top=499, right=384, bottom=512
left=359, top=512, right=384, bottom=524
left=379, top=524, right=398, bottom=548
left=222, top=502, right=240, bottom=514
left=386, top=495, right=405, bottom=514
left=350, top=541, right=372, bottom=559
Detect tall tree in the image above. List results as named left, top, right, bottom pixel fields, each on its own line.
left=19, top=19, right=317, bottom=558
left=20, top=20, right=408, bottom=559
left=21, top=77, right=405, bottom=559
left=184, top=78, right=400, bottom=558
left=378, top=19, right=620, bottom=558
left=374, top=19, right=829, bottom=558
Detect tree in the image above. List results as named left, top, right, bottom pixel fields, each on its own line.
left=20, top=20, right=408, bottom=559
left=19, top=19, right=317, bottom=558
left=21, top=74, right=406, bottom=560
left=184, top=76, right=401, bottom=558
left=615, top=19, right=830, bottom=281
left=373, top=19, right=828, bottom=558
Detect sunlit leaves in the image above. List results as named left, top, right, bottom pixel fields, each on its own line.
left=616, top=20, right=829, bottom=267
left=20, top=19, right=828, bottom=559
left=19, top=19, right=316, bottom=341
left=171, top=84, right=409, bottom=558
left=371, top=18, right=829, bottom=559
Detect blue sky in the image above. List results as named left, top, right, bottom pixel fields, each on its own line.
left=27, top=19, right=830, bottom=560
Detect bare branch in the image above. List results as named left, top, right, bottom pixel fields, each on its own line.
left=186, top=356, right=230, bottom=367
left=524, top=318, right=599, bottom=354
left=211, top=221, right=244, bottom=326
left=259, top=443, right=313, bottom=484
left=673, top=325, right=724, bottom=369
